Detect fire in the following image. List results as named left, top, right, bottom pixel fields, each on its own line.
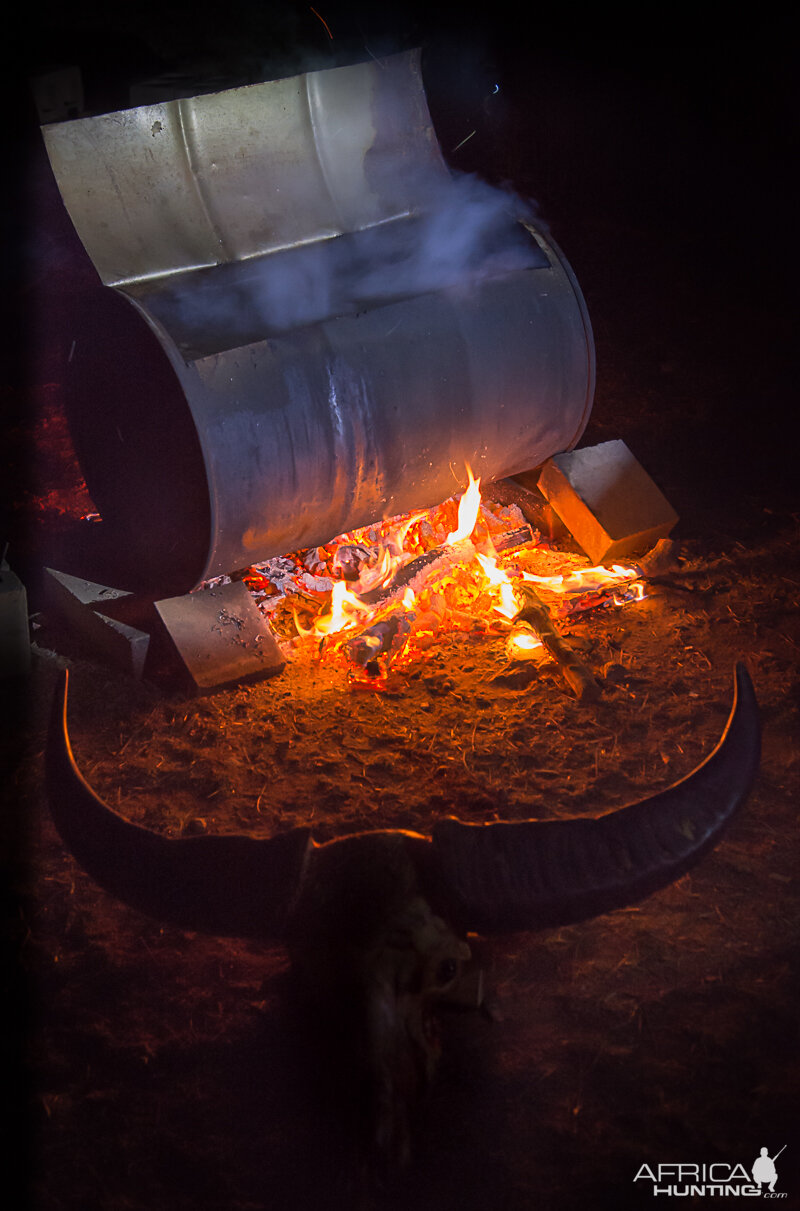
left=445, top=467, right=481, bottom=545
left=310, top=580, right=372, bottom=635
left=521, top=562, right=641, bottom=594
left=506, top=622, right=545, bottom=660
left=474, top=552, right=519, bottom=619
left=229, top=464, right=648, bottom=684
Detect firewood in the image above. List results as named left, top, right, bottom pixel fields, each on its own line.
left=359, top=548, right=447, bottom=607
left=633, top=538, right=680, bottom=580
left=512, top=584, right=601, bottom=701
left=347, top=612, right=411, bottom=673
left=494, top=525, right=535, bottom=553
left=358, top=525, right=535, bottom=609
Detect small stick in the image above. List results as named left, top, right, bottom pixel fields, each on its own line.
left=633, top=538, right=680, bottom=580
left=512, top=584, right=601, bottom=701
left=359, top=548, right=446, bottom=607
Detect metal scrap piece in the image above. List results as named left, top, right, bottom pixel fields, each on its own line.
left=154, top=581, right=285, bottom=693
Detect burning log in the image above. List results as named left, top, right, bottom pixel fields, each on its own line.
left=358, top=548, right=449, bottom=608
left=494, top=525, right=536, bottom=554
left=345, top=596, right=446, bottom=677
left=347, top=611, right=412, bottom=674
left=359, top=524, right=535, bottom=610
left=511, top=583, right=601, bottom=701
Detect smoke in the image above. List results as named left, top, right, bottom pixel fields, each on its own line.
left=152, top=171, right=547, bottom=356
left=344, top=171, right=543, bottom=303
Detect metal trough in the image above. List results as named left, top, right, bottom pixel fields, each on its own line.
left=43, top=51, right=594, bottom=594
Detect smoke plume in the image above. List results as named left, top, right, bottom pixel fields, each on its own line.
left=148, top=171, right=546, bottom=357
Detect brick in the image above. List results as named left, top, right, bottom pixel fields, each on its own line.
left=537, top=440, right=678, bottom=565
left=154, top=581, right=285, bottom=693
left=43, top=568, right=150, bottom=679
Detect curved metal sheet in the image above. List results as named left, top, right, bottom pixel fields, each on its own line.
left=47, top=54, right=595, bottom=594
left=42, top=51, right=448, bottom=286
left=63, top=230, right=593, bottom=590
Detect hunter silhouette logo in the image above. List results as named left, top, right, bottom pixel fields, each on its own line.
left=633, top=1146, right=788, bottom=1197
left=752, top=1146, right=786, bottom=1194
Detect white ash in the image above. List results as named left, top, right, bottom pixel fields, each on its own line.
left=332, top=543, right=381, bottom=579
left=297, top=572, right=334, bottom=593
left=484, top=502, right=525, bottom=529
left=257, top=556, right=298, bottom=579
left=303, top=547, right=329, bottom=574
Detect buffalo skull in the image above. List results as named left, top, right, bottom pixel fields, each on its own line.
left=46, top=664, right=760, bottom=1166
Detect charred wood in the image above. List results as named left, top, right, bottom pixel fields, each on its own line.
left=358, top=525, right=534, bottom=610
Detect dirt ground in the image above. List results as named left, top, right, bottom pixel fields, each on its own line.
left=4, top=15, right=799, bottom=1211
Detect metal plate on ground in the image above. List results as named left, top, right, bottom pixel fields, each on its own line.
left=154, top=581, right=285, bottom=692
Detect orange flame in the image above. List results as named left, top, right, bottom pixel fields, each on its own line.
left=313, top=581, right=372, bottom=636
left=507, top=622, right=545, bottom=660
left=445, top=467, right=482, bottom=545
left=520, top=562, right=643, bottom=595
left=475, top=552, right=519, bottom=619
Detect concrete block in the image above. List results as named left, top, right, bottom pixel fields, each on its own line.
left=537, top=440, right=678, bottom=565
left=0, top=560, right=31, bottom=677
left=154, top=581, right=285, bottom=693
left=44, top=568, right=150, bottom=678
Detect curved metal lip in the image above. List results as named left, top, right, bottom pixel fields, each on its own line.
left=121, top=216, right=550, bottom=361
left=42, top=50, right=450, bottom=291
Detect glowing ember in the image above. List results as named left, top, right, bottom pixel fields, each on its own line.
left=506, top=622, right=545, bottom=660
left=208, top=466, right=648, bottom=685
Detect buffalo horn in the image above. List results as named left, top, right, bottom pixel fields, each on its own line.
left=46, top=670, right=311, bottom=937
left=430, top=663, right=760, bottom=932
